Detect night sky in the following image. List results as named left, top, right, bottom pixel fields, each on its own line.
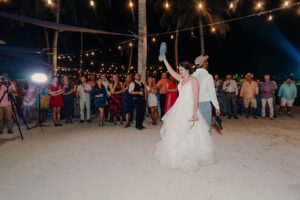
left=0, top=0, right=300, bottom=80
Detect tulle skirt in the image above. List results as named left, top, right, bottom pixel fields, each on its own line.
left=154, top=93, right=216, bottom=172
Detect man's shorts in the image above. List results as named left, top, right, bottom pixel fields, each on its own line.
left=281, top=98, right=294, bottom=107
left=243, top=98, right=257, bottom=108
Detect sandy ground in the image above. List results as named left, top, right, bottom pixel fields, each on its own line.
left=1, top=113, right=300, bottom=200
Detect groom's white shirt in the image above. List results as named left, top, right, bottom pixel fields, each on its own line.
left=193, top=68, right=220, bottom=110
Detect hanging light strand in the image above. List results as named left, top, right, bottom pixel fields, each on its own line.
left=147, top=1, right=300, bottom=37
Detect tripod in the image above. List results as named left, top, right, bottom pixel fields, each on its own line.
left=4, top=86, right=29, bottom=140
left=28, top=87, right=49, bottom=131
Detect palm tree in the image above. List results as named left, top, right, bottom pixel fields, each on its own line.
left=159, top=0, right=195, bottom=67
left=137, top=0, right=147, bottom=82
left=195, top=0, right=242, bottom=55
left=52, top=0, right=60, bottom=76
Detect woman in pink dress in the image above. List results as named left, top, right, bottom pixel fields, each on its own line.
left=164, top=76, right=178, bottom=114
left=48, top=76, right=64, bottom=126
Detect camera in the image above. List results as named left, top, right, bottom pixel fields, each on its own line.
left=0, top=74, right=13, bottom=87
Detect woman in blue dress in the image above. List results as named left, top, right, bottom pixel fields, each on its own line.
left=121, top=75, right=134, bottom=128
left=92, top=79, right=108, bottom=126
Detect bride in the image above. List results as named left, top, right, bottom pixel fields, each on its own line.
left=154, top=56, right=216, bottom=172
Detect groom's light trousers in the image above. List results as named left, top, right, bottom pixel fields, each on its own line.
left=198, top=101, right=212, bottom=132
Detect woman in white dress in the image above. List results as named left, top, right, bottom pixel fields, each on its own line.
left=146, top=77, right=158, bottom=125
left=154, top=57, right=216, bottom=172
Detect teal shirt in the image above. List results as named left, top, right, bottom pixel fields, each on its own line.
left=278, top=82, right=297, bottom=100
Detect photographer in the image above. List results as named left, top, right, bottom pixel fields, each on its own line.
left=0, top=77, right=17, bottom=134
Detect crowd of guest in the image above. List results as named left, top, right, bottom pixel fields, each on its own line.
left=214, top=73, right=298, bottom=120
left=0, top=71, right=298, bottom=134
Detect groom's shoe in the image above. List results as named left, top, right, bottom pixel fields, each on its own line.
left=228, top=115, right=232, bottom=119
left=136, top=127, right=143, bottom=130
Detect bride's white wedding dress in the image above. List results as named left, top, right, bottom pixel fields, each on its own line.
left=154, top=80, right=216, bottom=171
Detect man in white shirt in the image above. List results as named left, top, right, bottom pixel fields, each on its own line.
left=129, top=73, right=146, bottom=130
left=77, top=76, right=92, bottom=123
left=193, top=55, right=220, bottom=131
left=222, top=74, right=238, bottom=119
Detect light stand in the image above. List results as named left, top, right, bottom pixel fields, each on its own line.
left=28, top=73, right=49, bottom=131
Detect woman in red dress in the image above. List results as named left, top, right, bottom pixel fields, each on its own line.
left=109, top=74, right=123, bottom=125
left=48, top=76, right=64, bottom=126
left=164, top=76, right=178, bottom=114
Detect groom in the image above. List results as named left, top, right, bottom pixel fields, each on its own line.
left=193, top=55, right=220, bottom=131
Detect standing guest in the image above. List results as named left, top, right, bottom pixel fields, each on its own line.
left=22, top=81, right=37, bottom=123
left=77, top=76, right=92, bottom=123
left=222, top=74, right=238, bottom=119
left=214, top=74, right=225, bottom=115
left=255, top=79, right=262, bottom=118
left=129, top=73, right=146, bottom=130
left=100, top=74, right=110, bottom=121
left=87, top=75, right=96, bottom=117
left=156, top=73, right=169, bottom=117
left=146, top=77, right=158, bottom=125
left=92, top=79, right=108, bottom=126
left=62, top=75, right=75, bottom=123
left=121, top=75, right=134, bottom=128
left=109, top=74, right=123, bottom=125
left=48, top=76, right=64, bottom=126
left=272, top=81, right=278, bottom=118
left=278, top=77, right=297, bottom=116
left=260, top=74, right=277, bottom=119
left=0, top=77, right=17, bottom=134
left=164, top=76, right=178, bottom=113
left=39, top=83, right=49, bottom=123
left=193, top=55, right=220, bottom=131
left=240, top=73, right=259, bottom=119
left=213, top=74, right=223, bottom=94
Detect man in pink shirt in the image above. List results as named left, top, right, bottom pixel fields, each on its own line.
left=240, top=73, right=259, bottom=119
left=156, top=73, right=169, bottom=117
left=0, top=78, right=17, bottom=134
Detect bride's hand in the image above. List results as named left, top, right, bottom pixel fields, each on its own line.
left=191, top=112, right=199, bottom=121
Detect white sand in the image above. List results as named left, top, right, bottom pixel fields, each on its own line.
left=1, top=113, right=300, bottom=200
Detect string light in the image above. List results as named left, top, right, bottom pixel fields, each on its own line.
left=198, top=2, right=203, bottom=10
left=255, top=1, right=264, bottom=10
left=170, top=34, right=174, bottom=39
left=118, top=46, right=122, bottom=50
left=47, top=0, right=53, bottom=6
left=211, top=27, right=216, bottom=33
left=85, top=53, right=89, bottom=57
left=129, top=42, right=133, bottom=47
left=90, top=0, right=95, bottom=8
left=164, top=1, right=170, bottom=10
left=129, top=1, right=133, bottom=8
left=229, top=2, right=234, bottom=10
left=283, top=1, right=290, bottom=8
left=152, top=37, right=156, bottom=42
left=91, top=51, right=95, bottom=56
left=267, top=13, right=273, bottom=21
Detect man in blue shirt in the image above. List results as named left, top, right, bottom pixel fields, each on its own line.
left=278, top=77, right=297, bottom=116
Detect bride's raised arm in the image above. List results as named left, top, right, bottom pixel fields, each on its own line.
left=163, top=57, right=181, bottom=82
